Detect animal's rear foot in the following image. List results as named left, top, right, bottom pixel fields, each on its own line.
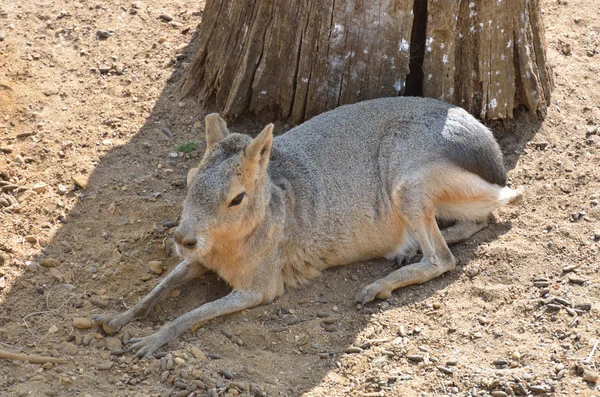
left=355, top=282, right=392, bottom=305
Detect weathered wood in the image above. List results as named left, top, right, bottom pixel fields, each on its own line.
left=181, top=0, right=552, bottom=125
left=423, top=0, right=552, bottom=120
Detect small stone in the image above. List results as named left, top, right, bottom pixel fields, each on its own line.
left=33, top=182, right=48, bottom=193
left=73, top=317, right=92, bottom=329
left=407, top=355, right=424, bottom=362
left=39, top=258, right=60, bottom=268
left=0, top=277, right=6, bottom=290
left=48, top=268, right=65, bottom=282
left=344, top=347, right=363, bottom=354
left=42, top=362, right=53, bottom=369
left=57, top=184, right=68, bottom=195
left=169, top=289, right=181, bottom=298
left=58, top=342, right=78, bottom=355
left=316, top=311, right=330, bottom=318
left=0, top=33, right=5, bottom=42
left=174, top=380, right=188, bottom=389
left=24, top=235, right=38, bottom=243
left=48, top=324, right=58, bottom=333
left=158, top=13, right=173, bottom=22
left=437, top=366, right=453, bottom=375
left=446, top=358, right=458, bottom=366
left=105, top=337, right=121, bottom=350
left=174, top=357, right=185, bottom=365
left=491, top=391, right=508, bottom=397
left=529, top=385, right=549, bottom=393
left=190, top=346, right=206, bottom=361
left=220, top=369, right=233, bottom=380
left=568, top=275, right=586, bottom=285
left=147, top=260, right=163, bottom=275
left=141, top=274, right=152, bottom=281
left=472, top=331, right=482, bottom=339
left=72, top=175, right=89, bottom=190
left=96, top=30, right=110, bottom=39
left=583, top=369, right=599, bottom=382
left=102, top=322, right=118, bottom=335
left=560, top=43, right=572, bottom=55
left=562, top=264, right=577, bottom=273
left=98, top=361, right=114, bottom=370
left=494, top=358, right=508, bottom=366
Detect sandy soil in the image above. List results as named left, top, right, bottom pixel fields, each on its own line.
left=1, top=0, right=600, bottom=396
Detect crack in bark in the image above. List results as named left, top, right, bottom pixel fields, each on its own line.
left=405, top=0, right=427, bottom=96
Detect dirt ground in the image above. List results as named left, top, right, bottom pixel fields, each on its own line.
left=1, top=0, right=600, bottom=396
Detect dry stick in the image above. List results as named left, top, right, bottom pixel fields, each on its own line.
left=0, top=349, right=67, bottom=364
left=583, top=339, right=599, bottom=364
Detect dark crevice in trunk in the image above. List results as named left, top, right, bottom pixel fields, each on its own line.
left=405, top=0, right=427, bottom=96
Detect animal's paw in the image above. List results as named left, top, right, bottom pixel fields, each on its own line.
left=355, top=282, right=392, bottom=305
left=92, top=313, right=129, bottom=331
left=127, top=330, right=170, bottom=358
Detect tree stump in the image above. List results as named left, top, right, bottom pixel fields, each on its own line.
left=181, top=0, right=552, bottom=125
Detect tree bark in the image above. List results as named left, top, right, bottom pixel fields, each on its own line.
left=181, top=0, right=552, bottom=125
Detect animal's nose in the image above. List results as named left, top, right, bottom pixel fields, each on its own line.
left=174, top=229, right=197, bottom=249
left=182, top=236, right=197, bottom=249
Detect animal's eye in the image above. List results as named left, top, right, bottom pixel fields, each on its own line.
left=228, top=192, right=246, bottom=207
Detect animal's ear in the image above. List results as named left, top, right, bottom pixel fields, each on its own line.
left=187, top=166, right=199, bottom=187
left=244, top=123, right=274, bottom=172
left=205, top=113, right=229, bottom=150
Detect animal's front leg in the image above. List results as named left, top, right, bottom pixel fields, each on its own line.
left=128, top=290, right=263, bottom=357
left=94, top=259, right=204, bottom=330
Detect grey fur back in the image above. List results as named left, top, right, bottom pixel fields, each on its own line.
left=276, top=97, right=505, bottom=187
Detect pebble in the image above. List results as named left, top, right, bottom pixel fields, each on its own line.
left=583, top=369, right=599, bottom=382
left=33, top=182, right=47, bottom=193
left=42, top=362, right=53, bottom=369
left=57, top=184, right=68, bottom=195
left=105, top=337, right=121, bottom=350
left=0, top=33, right=5, bottom=41
left=446, top=358, right=458, bottom=366
left=59, top=342, right=78, bottom=355
left=0, top=276, right=6, bottom=290
left=49, top=268, right=65, bottom=282
left=568, top=275, right=586, bottom=285
left=96, top=30, right=110, bottom=39
left=141, top=274, right=152, bottom=281
left=147, top=260, right=163, bottom=275
left=494, top=358, right=508, bottom=366
left=174, top=380, right=188, bottom=389
left=344, top=347, right=363, bottom=354
left=529, top=385, right=549, bottom=393
left=73, top=317, right=93, bottom=329
left=72, top=175, right=89, bottom=190
left=174, top=357, right=185, bottom=365
left=316, top=311, right=329, bottom=318
left=437, top=366, right=453, bottom=375
left=220, top=369, right=233, bottom=380
left=407, top=354, right=424, bottom=362
left=39, top=258, right=60, bottom=268
left=190, top=346, right=206, bottom=361
left=574, top=302, right=591, bottom=311
left=98, top=361, right=114, bottom=370
left=158, top=13, right=173, bottom=22
left=24, top=235, right=38, bottom=243
left=491, top=391, right=508, bottom=397
left=169, top=289, right=181, bottom=298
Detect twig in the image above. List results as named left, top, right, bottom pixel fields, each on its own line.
left=0, top=349, right=67, bottom=364
left=583, top=339, right=599, bottom=364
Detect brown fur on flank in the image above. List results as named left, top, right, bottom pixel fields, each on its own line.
left=95, top=97, right=522, bottom=357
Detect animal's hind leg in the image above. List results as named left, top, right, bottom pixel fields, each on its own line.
left=441, top=220, right=488, bottom=244
left=356, top=198, right=457, bottom=305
